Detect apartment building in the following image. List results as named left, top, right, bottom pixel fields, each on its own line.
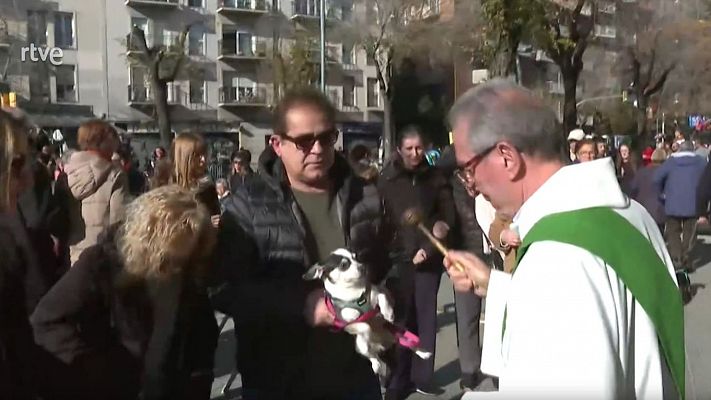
left=0, top=0, right=383, bottom=165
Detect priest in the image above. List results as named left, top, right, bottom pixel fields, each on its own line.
left=445, top=79, right=685, bottom=399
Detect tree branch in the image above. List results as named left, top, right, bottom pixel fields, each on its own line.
left=165, top=25, right=191, bottom=82
left=627, top=47, right=641, bottom=88
left=644, top=63, right=675, bottom=97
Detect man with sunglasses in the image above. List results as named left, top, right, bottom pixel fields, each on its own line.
left=214, top=87, right=393, bottom=400
left=443, top=80, right=683, bottom=399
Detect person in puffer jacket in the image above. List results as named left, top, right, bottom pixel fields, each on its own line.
left=65, top=120, right=127, bottom=265
left=654, top=140, right=707, bottom=269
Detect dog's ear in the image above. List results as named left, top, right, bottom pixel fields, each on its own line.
left=303, top=264, right=325, bottom=280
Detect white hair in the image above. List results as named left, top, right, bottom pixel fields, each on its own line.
left=448, top=79, right=565, bottom=161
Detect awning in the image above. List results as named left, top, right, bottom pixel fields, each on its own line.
left=25, top=113, right=96, bottom=128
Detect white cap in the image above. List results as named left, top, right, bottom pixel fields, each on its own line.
left=568, top=129, right=585, bottom=141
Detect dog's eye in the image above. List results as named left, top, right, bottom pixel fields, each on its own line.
left=338, top=260, right=350, bottom=271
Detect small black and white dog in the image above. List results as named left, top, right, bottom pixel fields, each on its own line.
left=304, top=248, right=432, bottom=376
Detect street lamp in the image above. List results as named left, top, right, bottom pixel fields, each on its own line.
left=319, top=0, right=326, bottom=93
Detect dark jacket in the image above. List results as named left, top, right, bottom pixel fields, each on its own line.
left=378, top=156, right=456, bottom=273
left=228, top=166, right=255, bottom=193
left=0, top=214, right=51, bottom=400
left=212, top=148, right=393, bottom=398
left=30, top=229, right=218, bottom=400
left=654, top=152, right=707, bottom=218
left=630, top=165, right=666, bottom=225
left=696, top=159, right=711, bottom=216
left=437, top=147, right=484, bottom=255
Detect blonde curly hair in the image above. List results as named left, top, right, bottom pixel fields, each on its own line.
left=116, top=185, right=216, bottom=280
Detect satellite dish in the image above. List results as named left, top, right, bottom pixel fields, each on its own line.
left=52, top=129, right=64, bottom=142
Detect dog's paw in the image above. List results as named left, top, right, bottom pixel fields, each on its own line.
left=415, top=350, right=433, bottom=360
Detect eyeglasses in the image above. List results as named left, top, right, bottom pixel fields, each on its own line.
left=281, top=128, right=339, bottom=152
left=454, top=145, right=496, bottom=186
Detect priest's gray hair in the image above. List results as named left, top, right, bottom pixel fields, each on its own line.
left=448, top=79, right=565, bottom=161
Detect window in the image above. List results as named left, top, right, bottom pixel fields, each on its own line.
left=342, top=45, right=354, bottom=64
left=54, top=12, right=74, bottom=48
left=342, top=4, right=352, bottom=21
left=343, top=77, right=355, bottom=107
left=238, top=33, right=253, bottom=56
left=188, top=0, right=204, bottom=7
left=131, top=17, right=150, bottom=47
left=56, top=65, right=77, bottom=103
left=30, top=63, right=50, bottom=102
left=367, top=78, right=379, bottom=107
left=190, top=79, right=205, bottom=103
left=188, top=26, right=205, bottom=56
left=27, top=10, right=48, bottom=46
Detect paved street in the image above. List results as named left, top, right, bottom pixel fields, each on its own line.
left=212, top=235, right=711, bottom=399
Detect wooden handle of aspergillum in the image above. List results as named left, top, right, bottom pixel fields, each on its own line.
left=416, top=224, right=465, bottom=273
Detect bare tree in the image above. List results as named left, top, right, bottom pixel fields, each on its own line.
left=531, top=0, right=595, bottom=135
left=127, top=25, right=190, bottom=149
left=273, top=32, right=319, bottom=99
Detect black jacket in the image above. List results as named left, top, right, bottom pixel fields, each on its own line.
left=437, top=146, right=484, bottom=255
left=378, top=156, right=456, bottom=272
left=30, top=229, right=218, bottom=400
left=228, top=167, right=255, bottom=193
left=212, top=148, right=393, bottom=398
left=0, top=215, right=51, bottom=400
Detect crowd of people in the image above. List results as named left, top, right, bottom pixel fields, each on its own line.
left=0, top=82, right=689, bottom=400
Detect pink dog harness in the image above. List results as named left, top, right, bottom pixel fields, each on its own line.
left=324, top=291, right=424, bottom=351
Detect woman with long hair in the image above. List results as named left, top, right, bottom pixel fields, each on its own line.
left=31, top=185, right=219, bottom=400
left=615, top=143, right=637, bottom=194
left=0, top=108, right=51, bottom=399
left=167, top=132, right=221, bottom=225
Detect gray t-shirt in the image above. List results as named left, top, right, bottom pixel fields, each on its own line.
left=292, top=189, right=346, bottom=263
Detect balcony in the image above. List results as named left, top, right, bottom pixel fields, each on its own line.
left=594, top=24, right=616, bottom=39
left=219, top=86, right=270, bottom=107
left=218, top=0, right=270, bottom=15
left=125, top=0, right=179, bottom=8
left=291, top=1, right=342, bottom=22
left=547, top=81, right=564, bottom=95
left=218, top=38, right=268, bottom=61
left=128, top=84, right=181, bottom=106
left=0, top=31, right=9, bottom=49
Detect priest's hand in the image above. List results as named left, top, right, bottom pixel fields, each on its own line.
left=444, top=250, right=491, bottom=297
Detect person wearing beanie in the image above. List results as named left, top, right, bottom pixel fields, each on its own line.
left=654, top=140, right=707, bottom=269
left=630, top=149, right=667, bottom=234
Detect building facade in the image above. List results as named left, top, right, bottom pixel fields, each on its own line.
left=0, top=0, right=384, bottom=166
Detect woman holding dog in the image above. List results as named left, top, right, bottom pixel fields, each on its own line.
left=379, top=125, right=456, bottom=400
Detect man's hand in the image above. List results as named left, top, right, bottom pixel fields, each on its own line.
left=412, top=249, right=428, bottom=265
left=304, top=290, right=335, bottom=327
left=698, top=216, right=709, bottom=225
left=444, top=250, right=491, bottom=297
left=500, top=229, right=521, bottom=248
left=211, top=215, right=221, bottom=228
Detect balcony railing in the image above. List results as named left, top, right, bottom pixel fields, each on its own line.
left=547, top=81, right=564, bottom=95
left=219, top=86, right=270, bottom=106
left=125, top=0, right=179, bottom=8
left=128, top=84, right=181, bottom=104
left=0, top=31, right=10, bottom=48
left=594, top=25, right=616, bottom=39
left=291, top=1, right=341, bottom=20
left=218, top=38, right=268, bottom=59
left=218, top=0, right=269, bottom=13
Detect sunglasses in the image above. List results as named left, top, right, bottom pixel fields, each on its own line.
left=281, top=128, right=339, bottom=152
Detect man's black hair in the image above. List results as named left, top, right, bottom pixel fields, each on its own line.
left=273, top=87, right=337, bottom=136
